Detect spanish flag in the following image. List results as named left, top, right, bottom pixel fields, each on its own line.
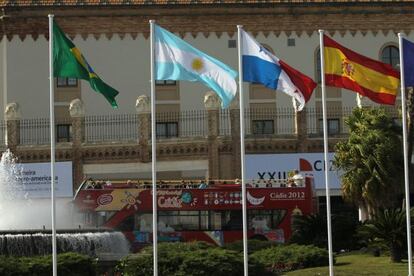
left=324, top=35, right=399, bottom=105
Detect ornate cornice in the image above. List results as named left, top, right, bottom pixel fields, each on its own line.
left=2, top=3, right=414, bottom=40
left=13, top=136, right=342, bottom=164
left=4, top=0, right=413, bottom=8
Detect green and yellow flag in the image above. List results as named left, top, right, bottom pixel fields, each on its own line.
left=53, top=21, right=119, bottom=108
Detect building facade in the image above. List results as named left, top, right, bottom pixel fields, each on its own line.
left=0, top=0, right=410, bottom=197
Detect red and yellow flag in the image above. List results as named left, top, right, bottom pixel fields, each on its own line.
left=324, top=35, right=399, bottom=105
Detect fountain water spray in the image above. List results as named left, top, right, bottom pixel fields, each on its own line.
left=0, top=150, right=130, bottom=257
left=0, top=149, right=77, bottom=229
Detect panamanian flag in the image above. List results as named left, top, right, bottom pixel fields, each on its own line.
left=241, top=29, right=316, bottom=111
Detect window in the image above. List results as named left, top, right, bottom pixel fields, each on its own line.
left=248, top=209, right=287, bottom=230
left=253, top=120, right=274, bottom=135
left=133, top=209, right=288, bottom=232
left=287, top=38, right=295, bottom=47
left=158, top=210, right=202, bottom=231
left=83, top=211, right=96, bottom=227
left=318, top=118, right=340, bottom=135
left=156, top=122, right=178, bottom=138
left=228, top=39, right=237, bottom=48
left=222, top=210, right=242, bottom=230
left=96, top=211, right=116, bottom=227
left=56, top=124, right=71, bottom=142
left=155, top=80, right=177, bottom=86
left=57, top=77, right=78, bottom=87
left=381, top=45, right=399, bottom=69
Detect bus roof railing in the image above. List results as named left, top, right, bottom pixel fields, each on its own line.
left=80, top=177, right=308, bottom=190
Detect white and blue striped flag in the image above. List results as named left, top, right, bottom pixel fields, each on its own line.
left=155, top=24, right=238, bottom=108
left=241, top=29, right=316, bottom=111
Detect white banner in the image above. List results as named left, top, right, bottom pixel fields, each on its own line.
left=246, top=153, right=341, bottom=189
left=16, top=162, right=73, bottom=198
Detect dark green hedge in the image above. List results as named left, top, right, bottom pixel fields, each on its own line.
left=223, top=240, right=277, bottom=254
left=0, top=252, right=96, bottom=276
left=250, top=244, right=331, bottom=274
left=117, top=241, right=268, bottom=276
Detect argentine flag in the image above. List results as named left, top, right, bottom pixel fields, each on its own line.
left=155, top=24, right=238, bottom=108
left=241, top=29, right=316, bottom=111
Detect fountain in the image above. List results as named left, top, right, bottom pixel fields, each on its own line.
left=0, top=149, right=130, bottom=257
left=0, top=232, right=129, bottom=257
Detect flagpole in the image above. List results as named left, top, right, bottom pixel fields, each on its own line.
left=2, top=29, right=7, bottom=145
left=48, top=14, right=57, bottom=276
left=237, top=25, right=249, bottom=276
left=149, top=19, right=158, bottom=276
left=398, top=32, right=413, bottom=276
left=318, top=30, right=334, bottom=276
left=2, top=28, right=7, bottom=116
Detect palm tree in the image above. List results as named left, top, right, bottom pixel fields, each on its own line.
left=290, top=213, right=359, bottom=252
left=334, top=107, right=404, bottom=215
left=359, top=208, right=410, bottom=262
left=290, top=213, right=327, bottom=248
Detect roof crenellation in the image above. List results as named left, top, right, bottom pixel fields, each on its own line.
left=2, top=0, right=414, bottom=7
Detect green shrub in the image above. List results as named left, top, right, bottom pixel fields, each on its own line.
left=141, top=240, right=213, bottom=254
left=250, top=244, right=331, bottom=274
left=223, top=239, right=277, bottom=254
left=117, top=241, right=268, bottom=276
left=178, top=247, right=245, bottom=276
left=290, top=213, right=360, bottom=251
left=0, top=253, right=96, bottom=276
left=358, top=208, right=410, bottom=262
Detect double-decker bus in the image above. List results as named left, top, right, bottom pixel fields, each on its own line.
left=73, top=177, right=317, bottom=251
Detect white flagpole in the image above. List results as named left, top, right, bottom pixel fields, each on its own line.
left=149, top=19, right=158, bottom=276
left=398, top=33, right=413, bottom=276
left=2, top=31, right=7, bottom=116
left=48, top=14, right=58, bottom=276
left=237, top=25, right=249, bottom=276
left=2, top=29, right=7, bottom=146
left=318, top=30, right=334, bottom=276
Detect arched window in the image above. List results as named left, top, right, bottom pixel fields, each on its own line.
left=381, top=45, right=399, bottom=69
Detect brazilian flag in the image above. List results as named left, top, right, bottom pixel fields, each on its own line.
left=53, top=21, right=119, bottom=108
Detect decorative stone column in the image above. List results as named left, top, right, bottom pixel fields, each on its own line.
left=136, top=95, right=151, bottom=163
left=5, top=103, right=21, bottom=151
left=230, top=97, right=241, bottom=179
left=69, top=99, right=85, bottom=190
left=204, top=91, right=220, bottom=179
left=295, top=108, right=308, bottom=152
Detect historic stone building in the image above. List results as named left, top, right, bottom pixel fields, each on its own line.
left=0, top=0, right=410, bottom=202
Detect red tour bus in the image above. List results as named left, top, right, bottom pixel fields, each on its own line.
left=73, top=177, right=317, bottom=251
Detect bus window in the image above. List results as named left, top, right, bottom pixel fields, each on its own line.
left=248, top=209, right=287, bottom=230
left=83, top=211, right=97, bottom=227
left=158, top=211, right=179, bottom=230
left=200, top=211, right=209, bottom=230
left=209, top=211, right=222, bottom=230
left=223, top=210, right=242, bottom=230
left=249, top=210, right=272, bottom=231
left=177, top=211, right=199, bottom=230
left=158, top=211, right=200, bottom=231
left=135, top=213, right=153, bottom=232
left=96, top=211, right=115, bottom=227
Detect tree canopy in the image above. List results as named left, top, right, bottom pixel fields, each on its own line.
left=334, top=107, right=404, bottom=212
